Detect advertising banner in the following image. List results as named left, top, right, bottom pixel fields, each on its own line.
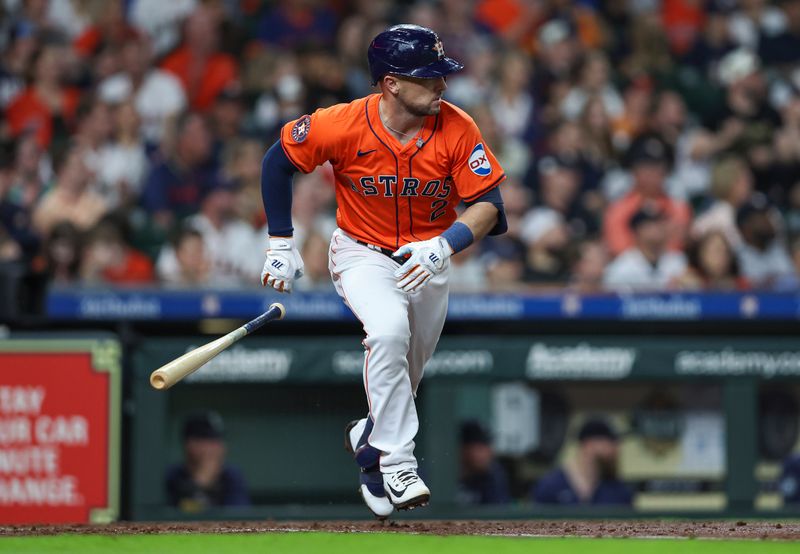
left=133, top=336, right=800, bottom=384
left=0, top=340, right=120, bottom=524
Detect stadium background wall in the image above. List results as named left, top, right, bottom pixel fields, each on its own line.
left=6, top=294, right=800, bottom=522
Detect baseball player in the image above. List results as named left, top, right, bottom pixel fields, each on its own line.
left=259, top=24, right=507, bottom=518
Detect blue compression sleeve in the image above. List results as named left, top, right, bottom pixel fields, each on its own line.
left=465, top=186, right=507, bottom=236
left=261, top=140, right=299, bottom=236
left=441, top=221, right=474, bottom=254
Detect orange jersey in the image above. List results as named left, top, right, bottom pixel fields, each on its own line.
left=280, top=94, right=506, bottom=250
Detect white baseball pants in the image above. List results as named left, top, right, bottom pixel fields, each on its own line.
left=329, top=228, right=449, bottom=472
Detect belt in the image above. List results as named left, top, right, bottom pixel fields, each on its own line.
left=355, top=239, right=407, bottom=265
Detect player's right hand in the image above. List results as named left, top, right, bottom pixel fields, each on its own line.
left=261, top=236, right=304, bottom=293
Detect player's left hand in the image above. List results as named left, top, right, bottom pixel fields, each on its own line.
left=392, top=236, right=452, bottom=293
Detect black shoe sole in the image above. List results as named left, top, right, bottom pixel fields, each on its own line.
left=393, top=493, right=430, bottom=511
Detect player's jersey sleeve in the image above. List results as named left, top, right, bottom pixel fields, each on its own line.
left=448, top=113, right=506, bottom=202
left=279, top=105, right=347, bottom=173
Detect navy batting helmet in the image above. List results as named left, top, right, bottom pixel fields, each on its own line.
left=367, top=24, right=464, bottom=86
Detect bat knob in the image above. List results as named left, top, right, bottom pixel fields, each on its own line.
left=270, top=302, right=286, bottom=320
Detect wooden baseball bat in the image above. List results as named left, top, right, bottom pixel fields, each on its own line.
left=149, top=302, right=286, bottom=390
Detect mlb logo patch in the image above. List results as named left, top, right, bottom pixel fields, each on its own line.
left=468, top=143, right=492, bottom=176
left=291, top=115, right=311, bottom=143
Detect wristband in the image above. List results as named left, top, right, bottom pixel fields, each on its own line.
left=440, top=221, right=474, bottom=254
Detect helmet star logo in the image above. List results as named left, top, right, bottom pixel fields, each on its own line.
left=433, top=39, right=444, bottom=59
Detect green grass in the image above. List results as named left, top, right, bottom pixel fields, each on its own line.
left=0, top=532, right=797, bottom=554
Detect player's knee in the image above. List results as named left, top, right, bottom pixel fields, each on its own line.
left=365, top=333, right=411, bottom=356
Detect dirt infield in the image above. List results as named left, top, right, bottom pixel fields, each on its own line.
left=1, top=520, right=799, bottom=540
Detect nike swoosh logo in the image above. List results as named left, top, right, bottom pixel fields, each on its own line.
left=386, top=485, right=406, bottom=499
left=357, top=149, right=376, bottom=157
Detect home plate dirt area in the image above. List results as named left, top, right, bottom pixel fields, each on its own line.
left=1, top=520, right=799, bottom=540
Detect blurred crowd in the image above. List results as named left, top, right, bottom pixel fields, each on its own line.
left=2, top=0, right=800, bottom=292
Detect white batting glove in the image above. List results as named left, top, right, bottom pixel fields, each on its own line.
left=261, top=237, right=304, bottom=293
left=392, top=236, right=452, bottom=293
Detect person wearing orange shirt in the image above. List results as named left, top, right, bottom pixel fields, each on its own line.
left=160, top=6, right=238, bottom=112
left=5, top=44, right=81, bottom=149
left=80, top=214, right=155, bottom=285
left=603, top=134, right=692, bottom=256
left=259, top=25, right=507, bottom=518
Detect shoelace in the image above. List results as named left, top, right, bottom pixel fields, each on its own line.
left=394, top=470, right=420, bottom=486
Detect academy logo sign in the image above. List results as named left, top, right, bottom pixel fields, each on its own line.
left=525, top=342, right=636, bottom=380
left=183, top=346, right=293, bottom=382
left=468, top=143, right=492, bottom=176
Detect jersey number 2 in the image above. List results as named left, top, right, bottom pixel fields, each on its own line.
left=430, top=200, right=447, bottom=222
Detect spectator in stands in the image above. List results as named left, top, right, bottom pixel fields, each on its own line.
left=256, top=0, right=338, bottom=49
left=444, top=38, right=496, bottom=110
left=5, top=42, right=81, bottom=149
left=520, top=208, right=572, bottom=285
left=156, top=180, right=260, bottom=287
left=161, top=5, right=239, bottom=112
left=561, top=51, right=623, bottom=122
left=604, top=206, right=687, bottom=291
left=532, top=418, right=631, bottom=506
left=159, top=225, right=210, bottom=287
left=532, top=19, right=580, bottom=111
left=223, top=138, right=266, bottom=230
left=609, top=77, right=653, bottom=155
left=650, top=91, right=713, bottom=201
left=457, top=420, right=510, bottom=505
left=281, top=168, right=337, bottom=250
left=32, top=144, right=107, bottom=237
left=676, top=231, right=750, bottom=291
left=707, top=49, right=781, bottom=191
left=295, top=228, right=334, bottom=291
left=7, top=133, right=50, bottom=210
left=141, top=112, right=216, bottom=230
left=603, top=134, right=692, bottom=256
left=727, top=0, right=787, bottom=50
left=449, top=244, right=489, bottom=292
left=736, top=198, right=797, bottom=288
left=73, top=97, right=113, bottom=188
left=95, top=100, right=148, bottom=210
left=165, top=411, right=250, bottom=511
left=489, top=50, right=535, bottom=141
left=569, top=239, right=609, bottom=294
left=210, top=88, right=246, bottom=147
left=759, top=0, right=800, bottom=66
left=0, top=17, right=35, bottom=110
left=554, top=116, right=608, bottom=194
left=79, top=213, right=154, bottom=285
left=35, top=221, right=83, bottom=284
left=72, top=0, right=133, bottom=60
left=692, top=156, right=753, bottom=249
left=532, top=155, right=600, bottom=238
left=98, top=31, right=187, bottom=145
left=0, top=143, right=39, bottom=263
left=785, top=179, right=800, bottom=239
left=578, top=96, right=616, bottom=168
left=128, top=0, right=197, bottom=57
left=771, top=98, right=800, bottom=209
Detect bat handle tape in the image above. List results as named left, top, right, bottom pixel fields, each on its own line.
left=243, top=303, right=286, bottom=334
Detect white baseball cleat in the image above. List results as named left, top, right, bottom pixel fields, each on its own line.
left=345, top=420, right=394, bottom=519
left=383, top=468, right=430, bottom=510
